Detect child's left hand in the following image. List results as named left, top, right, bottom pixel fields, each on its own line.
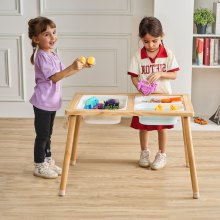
left=147, top=72, right=162, bottom=83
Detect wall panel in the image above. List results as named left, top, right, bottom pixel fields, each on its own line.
left=40, top=0, right=132, bottom=15
left=0, top=34, right=25, bottom=102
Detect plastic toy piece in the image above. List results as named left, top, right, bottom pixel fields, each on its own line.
left=84, top=97, right=119, bottom=110
left=155, top=104, right=164, bottom=111
left=161, top=97, right=182, bottom=103
left=193, top=117, right=208, bottom=125
left=87, top=56, right=96, bottom=65
left=84, top=96, right=99, bottom=109
left=200, top=119, right=208, bottom=125
left=170, top=104, right=179, bottom=111
left=138, top=80, right=157, bottom=95
left=104, top=99, right=119, bottom=109
left=161, top=98, right=171, bottom=103
left=96, top=103, right=104, bottom=109
left=170, top=97, right=182, bottom=102
left=149, top=98, right=161, bottom=103
left=194, top=117, right=201, bottom=124
left=79, top=56, right=86, bottom=64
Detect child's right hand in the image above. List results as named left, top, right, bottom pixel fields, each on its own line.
left=78, top=56, right=96, bottom=68
left=72, top=58, right=85, bottom=70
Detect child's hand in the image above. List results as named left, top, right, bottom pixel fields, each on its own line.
left=84, top=56, right=96, bottom=68
left=72, top=59, right=85, bottom=70
left=77, top=56, right=96, bottom=69
left=147, top=72, right=162, bottom=83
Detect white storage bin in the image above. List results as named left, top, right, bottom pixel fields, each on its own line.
left=139, top=115, right=179, bottom=125
left=135, top=102, right=184, bottom=125
left=77, top=95, right=128, bottom=124
left=83, top=115, right=121, bottom=124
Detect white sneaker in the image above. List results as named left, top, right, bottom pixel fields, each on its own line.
left=34, top=162, right=58, bottom=179
left=139, top=149, right=151, bottom=167
left=151, top=151, right=167, bottom=170
left=45, top=157, right=62, bottom=176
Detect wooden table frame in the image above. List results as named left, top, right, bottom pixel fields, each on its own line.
left=59, top=93, right=199, bottom=199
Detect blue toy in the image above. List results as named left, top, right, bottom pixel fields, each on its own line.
left=84, top=96, right=99, bottom=109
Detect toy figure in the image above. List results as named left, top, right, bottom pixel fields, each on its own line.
left=137, top=80, right=157, bottom=95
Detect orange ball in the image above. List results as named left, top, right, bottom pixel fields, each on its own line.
left=79, top=56, right=86, bottom=64
left=87, top=56, right=96, bottom=65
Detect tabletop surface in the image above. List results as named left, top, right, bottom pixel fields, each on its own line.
left=65, top=93, right=194, bottom=117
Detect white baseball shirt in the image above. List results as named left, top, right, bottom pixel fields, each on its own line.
left=128, top=45, right=180, bottom=94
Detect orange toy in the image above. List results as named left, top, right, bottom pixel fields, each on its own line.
left=161, top=98, right=170, bottom=103
left=161, top=97, right=182, bottom=103
left=200, top=119, right=208, bottom=125
left=193, top=117, right=208, bottom=125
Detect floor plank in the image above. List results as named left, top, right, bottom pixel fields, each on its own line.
left=0, top=118, right=220, bottom=220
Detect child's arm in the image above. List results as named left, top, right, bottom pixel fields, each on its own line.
left=131, top=76, right=144, bottom=95
left=49, top=58, right=89, bottom=83
left=131, top=76, right=139, bottom=89
left=147, top=71, right=177, bottom=83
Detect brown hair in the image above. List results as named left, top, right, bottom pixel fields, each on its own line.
left=139, top=17, right=163, bottom=38
left=28, top=16, right=56, bottom=64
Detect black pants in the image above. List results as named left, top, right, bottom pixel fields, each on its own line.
left=33, top=106, right=56, bottom=163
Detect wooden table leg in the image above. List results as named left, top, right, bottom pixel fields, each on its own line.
left=181, top=117, right=189, bottom=167
left=70, top=115, right=81, bottom=165
left=183, top=117, right=200, bottom=199
left=59, top=116, right=76, bottom=196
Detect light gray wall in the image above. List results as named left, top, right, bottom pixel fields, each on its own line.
left=0, top=0, right=153, bottom=117
left=154, top=0, right=194, bottom=95
left=1, top=0, right=199, bottom=118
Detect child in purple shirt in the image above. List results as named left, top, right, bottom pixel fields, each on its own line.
left=30, top=49, right=64, bottom=111
left=28, top=16, right=93, bottom=179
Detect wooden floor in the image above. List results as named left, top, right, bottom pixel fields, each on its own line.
left=0, top=118, right=220, bottom=220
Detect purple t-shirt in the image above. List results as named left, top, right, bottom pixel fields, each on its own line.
left=30, top=49, right=65, bottom=111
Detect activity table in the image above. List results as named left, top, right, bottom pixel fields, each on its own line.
left=58, top=93, right=199, bottom=199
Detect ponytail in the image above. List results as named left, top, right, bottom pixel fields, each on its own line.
left=30, top=41, right=37, bottom=65
left=30, top=47, right=37, bottom=65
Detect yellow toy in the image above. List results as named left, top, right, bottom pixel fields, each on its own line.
left=87, top=56, right=96, bottom=65
left=170, top=104, right=179, bottom=111
left=79, top=56, right=86, bottom=64
left=155, top=104, right=164, bottom=111
left=79, top=56, right=96, bottom=65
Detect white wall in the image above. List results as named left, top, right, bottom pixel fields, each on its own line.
left=154, top=0, right=194, bottom=95
left=0, top=0, right=153, bottom=118
left=0, top=0, right=196, bottom=118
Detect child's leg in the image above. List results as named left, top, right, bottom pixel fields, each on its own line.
left=33, top=106, right=54, bottom=163
left=33, top=107, right=58, bottom=178
left=139, top=130, right=150, bottom=150
left=138, top=130, right=151, bottom=167
left=151, top=129, right=167, bottom=170
left=45, top=111, right=56, bottom=158
left=157, top=129, right=167, bottom=153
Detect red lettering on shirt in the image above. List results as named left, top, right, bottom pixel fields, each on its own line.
left=141, top=64, right=167, bottom=74
left=141, top=66, right=145, bottom=74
